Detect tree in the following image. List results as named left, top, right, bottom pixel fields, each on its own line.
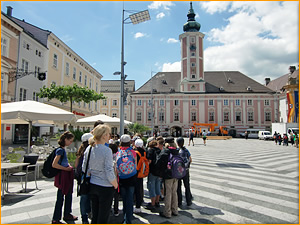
left=38, top=83, right=106, bottom=112
left=127, top=122, right=151, bottom=135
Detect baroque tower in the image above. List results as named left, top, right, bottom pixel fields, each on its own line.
left=179, top=2, right=205, bottom=92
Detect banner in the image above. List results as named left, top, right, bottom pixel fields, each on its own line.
left=294, top=90, right=299, bottom=122
left=287, top=92, right=295, bottom=123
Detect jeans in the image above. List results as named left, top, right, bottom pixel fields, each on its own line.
left=120, top=186, right=135, bottom=224
left=80, top=194, right=91, bottom=223
left=177, top=170, right=192, bottom=205
left=89, top=183, right=115, bottom=224
left=147, top=173, right=161, bottom=198
left=134, top=178, right=143, bottom=208
left=52, top=188, right=72, bottom=221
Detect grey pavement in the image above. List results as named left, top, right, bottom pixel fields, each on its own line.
left=1, top=138, right=299, bottom=224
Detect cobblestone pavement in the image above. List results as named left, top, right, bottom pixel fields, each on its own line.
left=1, top=138, right=298, bottom=224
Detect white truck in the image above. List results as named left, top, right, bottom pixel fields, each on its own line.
left=272, top=123, right=299, bottom=135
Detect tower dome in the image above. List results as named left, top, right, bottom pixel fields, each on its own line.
left=183, top=2, right=201, bottom=32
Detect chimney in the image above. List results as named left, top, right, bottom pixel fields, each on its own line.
left=289, top=66, right=296, bottom=74
left=6, top=6, right=13, bottom=17
left=265, top=78, right=271, bottom=86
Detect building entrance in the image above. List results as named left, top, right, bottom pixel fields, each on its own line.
left=170, top=126, right=182, bottom=137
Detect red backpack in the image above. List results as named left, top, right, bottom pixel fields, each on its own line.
left=135, top=151, right=149, bottom=178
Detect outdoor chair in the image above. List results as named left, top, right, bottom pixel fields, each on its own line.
left=9, top=154, right=39, bottom=192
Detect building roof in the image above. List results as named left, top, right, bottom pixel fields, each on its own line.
left=8, top=15, right=51, bottom=48
left=101, top=80, right=135, bottom=93
left=134, top=71, right=274, bottom=95
left=267, top=69, right=299, bottom=92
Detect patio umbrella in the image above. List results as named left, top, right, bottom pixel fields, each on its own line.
left=1, top=100, right=76, bottom=153
left=76, top=114, right=132, bottom=126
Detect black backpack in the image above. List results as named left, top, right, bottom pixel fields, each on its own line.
left=179, top=147, right=191, bottom=169
left=42, top=148, right=63, bottom=178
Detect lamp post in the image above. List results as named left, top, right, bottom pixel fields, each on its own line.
left=118, top=6, right=150, bottom=136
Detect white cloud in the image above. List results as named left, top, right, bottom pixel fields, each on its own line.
left=162, top=62, right=181, bottom=72
left=202, top=1, right=299, bottom=83
left=200, top=1, right=231, bottom=14
left=134, top=32, right=146, bottom=39
left=156, top=12, right=165, bottom=20
left=148, top=1, right=175, bottom=10
left=167, top=38, right=179, bottom=44
left=61, top=35, right=74, bottom=43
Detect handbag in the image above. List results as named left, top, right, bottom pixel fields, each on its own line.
left=78, top=146, right=92, bottom=196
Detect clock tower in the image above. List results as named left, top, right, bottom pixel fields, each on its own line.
left=179, top=2, right=205, bottom=92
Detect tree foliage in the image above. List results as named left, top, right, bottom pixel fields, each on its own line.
left=127, top=122, right=151, bottom=135
left=38, top=83, right=106, bottom=112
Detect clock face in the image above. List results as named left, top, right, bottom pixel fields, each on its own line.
left=190, top=44, right=196, bottom=51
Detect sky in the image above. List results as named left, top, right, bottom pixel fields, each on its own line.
left=1, top=1, right=299, bottom=89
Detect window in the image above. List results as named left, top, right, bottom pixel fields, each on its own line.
left=103, top=99, right=107, bottom=106
left=84, top=75, right=87, bottom=86
left=79, top=72, right=82, bottom=83
left=112, top=113, right=117, bottom=118
left=174, top=112, right=179, bottom=121
left=53, top=54, right=58, bottom=68
left=265, top=112, right=271, bottom=121
left=209, top=99, right=214, bottom=106
left=174, top=100, right=179, bottom=106
left=248, top=112, right=254, bottom=121
left=248, top=99, right=253, bottom=106
left=160, top=100, right=164, bottom=106
left=224, top=112, right=229, bottom=121
left=95, top=101, right=97, bottom=111
left=235, top=99, right=240, bottom=106
left=22, top=59, right=29, bottom=73
left=191, top=74, right=196, bottom=79
left=148, top=112, right=152, bottom=121
left=19, top=88, right=27, bottom=101
left=264, top=100, right=270, bottom=106
left=65, top=63, right=69, bottom=76
left=159, top=112, right=164, bottom=121
left=191, top=100, right=196, bottom=106
left=34, top=66, right=40, bottom=78
left=26, top=43, right=30, bottom=50
left=148, top=100, right=152, bottom=106
left=124, top=113, right=127, bottom=120
left=236, top=112, right=241, bottom=121
left=89, top=79, right=92, bottom=88
left=209, top=112, right=214, bottom=121
left=191, top=52, right=195, bottom=57
left=113, top=100, right=118, bottom=106
left=73, top=67, right=76, bottom=80
left=1, top=37, right=8, bottom=57
left=191, top=112, right=196, bottom=121
left=96, top=83, right=98, bottom=93
left=191, top=37, right=195, bottom=43
left=191, top=63, right=195, bottom=67
left=137, top=100, right=142, bottom=106
left=137, top=112, right=142, bottom=121
left=33, top=92, right=39, bottom=101
left=1, top=73, right=4, bottom=93
left=224, top=99, right=229, bottom=106
left=78, top=101, right=81, bottom=107
left=89, top=102, right=91, bottom=109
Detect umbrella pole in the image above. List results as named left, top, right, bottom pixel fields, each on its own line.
left=27, top=121, right=32, bottom=154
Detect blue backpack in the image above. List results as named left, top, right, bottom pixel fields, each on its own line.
left=167, top=153, right=186, bottom=179
left=116, top=147, right=137, bottom=179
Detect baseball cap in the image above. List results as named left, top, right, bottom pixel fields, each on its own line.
left=120, top=134, right=131, bottom=143
left=135, top=139, right=144, bottom=148
left=81, top=133, right=93, bottom=142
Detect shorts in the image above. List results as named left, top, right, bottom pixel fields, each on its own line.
left=147, top=173, right=161, bottom=198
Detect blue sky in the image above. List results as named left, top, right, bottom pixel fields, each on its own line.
left=1, top=1, right=299, bottom=89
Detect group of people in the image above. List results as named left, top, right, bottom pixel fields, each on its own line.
left=273, top=131, right=299, bottom=147
left=50, top=120, right=193, bottom=224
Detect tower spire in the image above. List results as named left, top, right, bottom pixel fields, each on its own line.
left=183, top=1, right=201, bottom=32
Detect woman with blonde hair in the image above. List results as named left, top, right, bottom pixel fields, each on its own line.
left=82, top=125, right=118, bottom=224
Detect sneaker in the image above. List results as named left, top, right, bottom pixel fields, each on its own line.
left=145, top=203, right=155, bottom=210
left=63, top=214, right=78, bottom=221
left=114, top=212, right=119, bottom=217
left=52, top=221, right=65, bottom=224
left=159, top=212, right=171, bottom=219
left=155, top=202, right=160, bottom=208
left=133, top=208, right=142, bottom=214
left=172, top=212, right=178, bottom=216
left=187, top=202, right=192, bottom=206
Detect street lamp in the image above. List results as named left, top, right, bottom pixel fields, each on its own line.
left=118, top=6, right=150, bottom=136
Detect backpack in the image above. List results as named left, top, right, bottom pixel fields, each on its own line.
left=179, top=147, right=190, bottom=169
left=135, top=151, right=149, bottom=178
left=152, top=149, right=166, bottom=177
left=116, top=147, right=137, bottom=179
left=42, top=148, right=63, bottom=178
left=167, top=153, right=186, bottom=179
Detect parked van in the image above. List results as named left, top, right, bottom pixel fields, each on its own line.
left=258, top=131, right=273, bottom=140
left=245, top=129, right=264, bottom=139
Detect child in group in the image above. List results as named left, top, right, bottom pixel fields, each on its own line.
left=109, top=142, right=120, bottom=217
left=75, top=133, right=93, bottom=224
left=52, top=131, right=78, bottom=224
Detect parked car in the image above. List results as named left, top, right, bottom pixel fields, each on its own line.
left=258, top=131, right=273, bottom=140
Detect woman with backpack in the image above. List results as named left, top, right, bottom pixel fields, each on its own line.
left=116, top=134, right=138, bottom=224
left=133, top=138, right=148, bottom=214
left=51, top=131, right=78, bottom=224
left=82, top=125, right=118, bottom=224
left=74, top=133, right=93, bottom=224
